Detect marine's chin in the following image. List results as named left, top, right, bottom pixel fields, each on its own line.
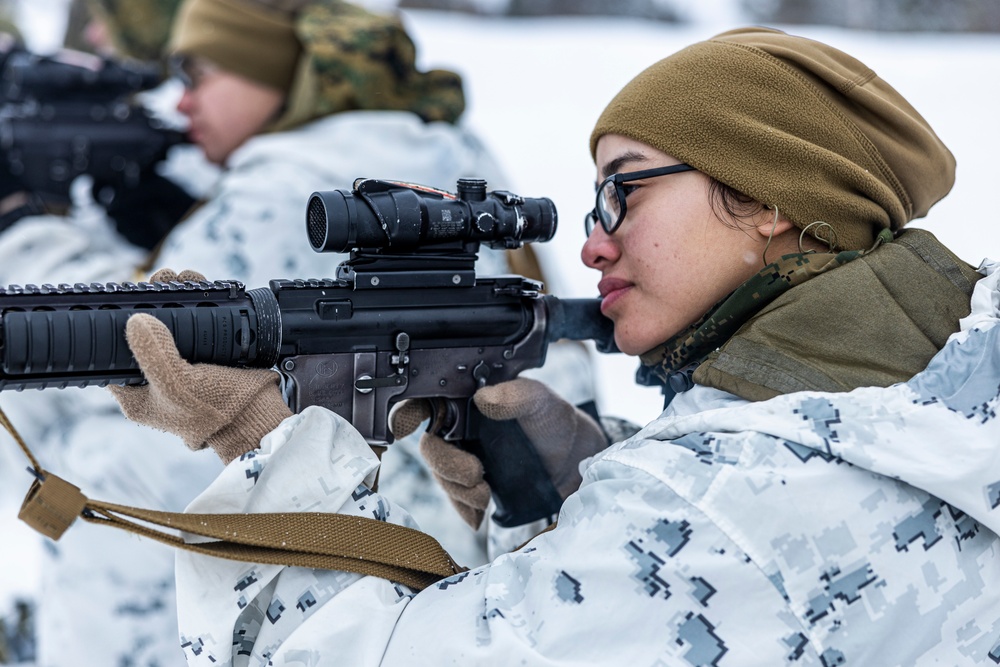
left=612, top=329, right=650, bottom=357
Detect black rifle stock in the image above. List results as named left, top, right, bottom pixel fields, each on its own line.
left=0, top=178, right=617, bottom=527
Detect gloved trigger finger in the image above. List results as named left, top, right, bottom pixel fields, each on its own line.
left=473, top=377, right=550, bottom=421
left=388, top=399, right=433, bottom=438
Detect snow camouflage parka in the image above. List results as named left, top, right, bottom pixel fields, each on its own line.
left=172, top=248, right=1000, bottom=665
left=0, top=109, right=593, bottom=666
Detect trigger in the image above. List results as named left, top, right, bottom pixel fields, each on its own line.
left=427, top=398, right=461, bottom=440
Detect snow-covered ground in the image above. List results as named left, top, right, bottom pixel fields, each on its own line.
left=3, top=0, right=1000, bottom=637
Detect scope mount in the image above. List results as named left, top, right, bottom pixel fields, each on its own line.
left=336, top=238, right=484, bottom=289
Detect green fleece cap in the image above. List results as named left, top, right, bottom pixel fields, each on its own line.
left=590, top=27, right=955, bottom=250
left=167, top=0, right=465, bottom=131
left=169, top=0, right=301, bottom=93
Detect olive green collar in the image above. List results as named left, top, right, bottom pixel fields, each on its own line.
left=639, top=248, right=863, bottom=388
left=693, top=229, right=980, bottom=401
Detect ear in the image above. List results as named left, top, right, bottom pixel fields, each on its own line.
left=751, top=208, right=796, bottom=239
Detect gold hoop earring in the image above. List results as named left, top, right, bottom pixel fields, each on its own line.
left=762, top=205, right=779, bottom=266
left=798, top=221, right=838, bottom=254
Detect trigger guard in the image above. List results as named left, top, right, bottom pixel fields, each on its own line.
left=428, top=398, right=462, bottom=440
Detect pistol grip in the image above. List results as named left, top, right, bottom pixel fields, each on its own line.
left=463, top=405, right=563, bottom=528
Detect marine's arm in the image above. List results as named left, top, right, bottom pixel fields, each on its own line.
left=146, top=259, right=1000, bottom=664
left=101, top=307, right=795, bottom=666
left=173, top=404, right=802, bottom=666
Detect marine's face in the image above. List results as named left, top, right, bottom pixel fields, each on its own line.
left=175, top=58, right=285, bottom=166
left=581, top=134, right=773, bottom=356
left=83, top=17, right=114, bottom=55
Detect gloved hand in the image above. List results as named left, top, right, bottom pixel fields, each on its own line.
left=390, top=378, right=608, bottom=529
left=108, top=268, right=292, bottom=464
left=93, top=167, right=197, bottom=251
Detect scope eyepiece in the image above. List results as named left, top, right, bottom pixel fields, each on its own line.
left=307, top=178, right=557, bottom=254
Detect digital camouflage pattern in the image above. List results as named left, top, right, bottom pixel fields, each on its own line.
left=277, top=0, right=465, bottom=129
left=172, top=260, right=1000, bottom=665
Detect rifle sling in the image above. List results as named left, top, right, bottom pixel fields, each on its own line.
left=1, top=405, right=466, bottom=592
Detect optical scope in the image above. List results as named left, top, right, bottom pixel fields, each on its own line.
left=306, top=178, right=558, bottom=253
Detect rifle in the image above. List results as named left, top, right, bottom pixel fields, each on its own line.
left=0, top=178, right=617, bottom=527
left=0, top=40, right=187, bottom=210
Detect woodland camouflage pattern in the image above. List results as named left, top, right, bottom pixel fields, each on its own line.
left=295, top=0, right=465, bottom=124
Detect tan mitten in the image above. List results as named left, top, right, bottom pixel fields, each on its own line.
left=389, top=379, right=608, bottom=529
left=473, top=377, right=607, bottom=502
left=109, top=312, right=292, bottom=464
left=147, top=267, right=208, bottom=283
left=390, top=400, right=491, bottom=529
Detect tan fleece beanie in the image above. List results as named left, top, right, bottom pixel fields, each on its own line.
left=168, top=0, right=301, bottom=93
left=590, top=27, right=955, bottom=250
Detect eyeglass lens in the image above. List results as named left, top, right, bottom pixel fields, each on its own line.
left=596, top=180, right=621, bottom=232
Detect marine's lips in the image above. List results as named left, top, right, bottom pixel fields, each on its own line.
left=597, top=277, right=632, bottom=313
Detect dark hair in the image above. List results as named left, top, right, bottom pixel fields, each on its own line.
left=707, top=178, right=765, bottom=229
left=707, top=179, right=837, bottom=251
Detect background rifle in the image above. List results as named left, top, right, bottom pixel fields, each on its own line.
left=0, top=37, right=189, bottom=243
left=0, top=178, right=617, bottom=527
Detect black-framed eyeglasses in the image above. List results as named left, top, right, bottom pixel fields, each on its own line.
left=168, top=54, right=219, bottom=90
left=584, top=163, right=697, bottom=236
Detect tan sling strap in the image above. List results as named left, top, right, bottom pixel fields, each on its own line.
left=1, top=405, right=466, bottom=592
left=505, top=245, right=547, bottom=287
